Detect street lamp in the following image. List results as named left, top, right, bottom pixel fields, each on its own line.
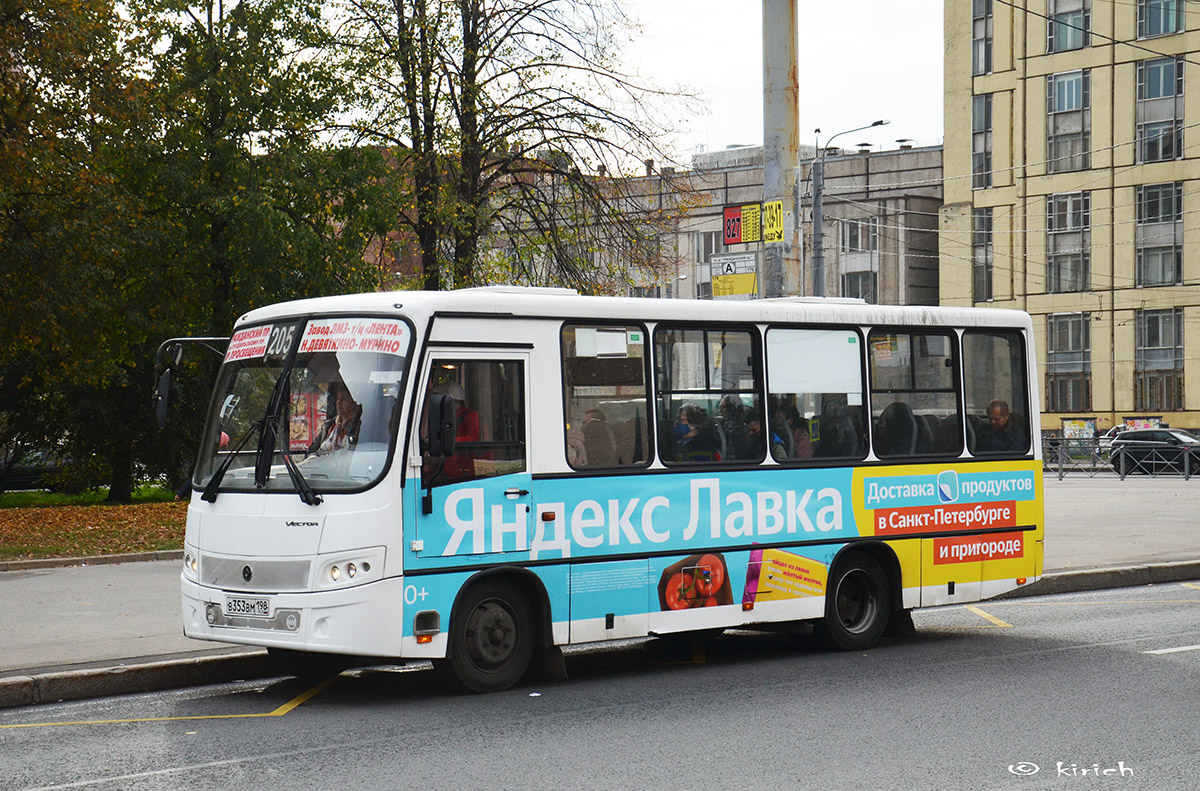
left=811, top=119, right=889, bottom=297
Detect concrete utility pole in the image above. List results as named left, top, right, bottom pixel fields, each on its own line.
left=761, top=0, right=799, bottom=298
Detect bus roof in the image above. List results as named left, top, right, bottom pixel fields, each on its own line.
left=235, top=286, right=1033, bottom=331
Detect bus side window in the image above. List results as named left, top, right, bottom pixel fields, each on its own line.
left=561, top=324, right=650, bottom=469
left=655, top=327, right=763, bottom=464
left=963, top=330, right=1030, bottom=455
left=765, top=327, right=867, bottom=461
left=869, top=331, right=962, bottom=459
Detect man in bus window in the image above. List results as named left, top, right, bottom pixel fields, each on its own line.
left=978, top=399, right=1026, bottom=452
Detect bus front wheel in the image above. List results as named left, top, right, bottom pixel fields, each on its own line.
left=813, top=552, right=891, bottom=651
left=438, top=579, right=534, bottom=693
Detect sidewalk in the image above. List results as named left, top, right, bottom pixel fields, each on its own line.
left=2, top=476, right=1198, bottom=707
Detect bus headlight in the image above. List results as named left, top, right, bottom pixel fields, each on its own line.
left=183, top=550, right=200, bottom=581
left=316, top=548, right=384, bottom=590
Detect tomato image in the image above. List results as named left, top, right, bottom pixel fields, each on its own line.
left=692, top=554, right=726, bottom=597
left=664, top=571, right=695, bottom=610
left=658, top=553, right=732, bottom=611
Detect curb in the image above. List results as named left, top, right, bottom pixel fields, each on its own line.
left=3, top=560, right=1199, bottom=710
left=998, top=559, right=1200, bottom=598
left=0, top=551, right=183, bottom=573
left=0, top=651, right=274, bottom=710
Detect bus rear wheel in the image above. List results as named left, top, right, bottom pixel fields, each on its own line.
left=813, top=552, right=891, bottom=651
left=438, top=580, right=534, bottom=693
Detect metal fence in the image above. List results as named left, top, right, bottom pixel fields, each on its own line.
left=1041, top=437, right=1196, bottom=480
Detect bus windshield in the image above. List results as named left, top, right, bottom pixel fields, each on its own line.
left=194, top=317, right=412, bottom=495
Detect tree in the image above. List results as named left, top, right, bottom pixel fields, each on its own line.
left=1, top=0, right=403, bottom=500
left=341, top=0, right=694, bottom=292
left=0, top=0, right=136, bottom=490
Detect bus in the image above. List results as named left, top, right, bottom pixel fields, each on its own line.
left=173, top=286, right=1043, bottom=692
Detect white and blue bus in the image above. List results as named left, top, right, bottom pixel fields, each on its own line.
left=177, top=287, right=1044, bottom=692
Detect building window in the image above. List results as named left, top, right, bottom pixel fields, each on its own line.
left=1136, top=183, right=1183, bottom=287
left=840, top=217, right=878, bottom=252
left=1047, top=70, right=1091, bottom=172
left=695, top=280, right=712, bottom=300
left=972, top=94, right=993, bottom=189
left=1135, top=308, right=1183, bottom=411
left=694, top=230, right=723, bottom=264
left=630, top=285, right=661, bottom=299
left=842, top=271, right=877, bottom=303
left=972, top=0, right=993, bottom=75
left=1046, top=313, right=1091, bottom=413
left=972, top=208, right=994, bottom=302
left=1137, top=58, right=1183, bottom=163
left=1046, top=192, right=1090, bottom=293
left=1138, top=0, right=1183, bottom=38
left=1048, top=0, right=1090, bottom=52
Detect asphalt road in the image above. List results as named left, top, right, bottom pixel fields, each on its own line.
left=4, top=583, right=1200, bottom=790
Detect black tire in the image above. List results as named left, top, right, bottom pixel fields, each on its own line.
left=437, top=579, right=534, bottom=693
left=813, top=552, right=891, bottom=651
left=268, top=647, right=352, bottom=680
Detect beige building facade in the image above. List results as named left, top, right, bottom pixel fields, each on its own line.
left=943, top=0, right=1200, bottom=434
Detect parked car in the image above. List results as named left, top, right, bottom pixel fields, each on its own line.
left=1109, top=428, right=1200, bottom=474
left=1096, top=424, right=1127, bottom=452
left=0, top=450, right=63, bottom=491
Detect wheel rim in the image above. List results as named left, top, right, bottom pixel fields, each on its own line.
left=834, top=568, right=880, bottom=635
left=463, top=599, right=519, bottom=671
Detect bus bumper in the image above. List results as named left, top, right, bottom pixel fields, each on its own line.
left=181, top=575, right=415, bottom=659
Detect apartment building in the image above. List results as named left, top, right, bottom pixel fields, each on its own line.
left=943, top=0, right=1200, bottom=433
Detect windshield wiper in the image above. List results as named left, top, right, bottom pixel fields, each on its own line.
left=200, top=421, right=264, bottom=503
left=280, top=447, right=322, bottom=506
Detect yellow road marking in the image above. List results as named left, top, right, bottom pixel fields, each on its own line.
left=963, top=605, right=1012, bottom=628
left=267, top=676, right=338, bottom=716
left=1181, top=583, right=1200, bottom=591
left=0, top=676, right=338, bottom=730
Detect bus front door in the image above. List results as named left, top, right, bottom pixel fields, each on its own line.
left=415, top=355, right=533, bottom=559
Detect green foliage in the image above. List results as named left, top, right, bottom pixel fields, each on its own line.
left=0, top=485, right=175, bottom=510
left=1, top=0, right=400, bottom=502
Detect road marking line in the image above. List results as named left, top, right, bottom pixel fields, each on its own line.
left=980, top=600, right=1200, bottom=606
left=1143, top=644, right=1200, bottom=655
left=963, top=605, right=1012, bottom=628
left=267, top=676, right=338, bottom=716
left=0, top=676, right=338, bottom=730
left=1181, top=583, right=1200, bottom=591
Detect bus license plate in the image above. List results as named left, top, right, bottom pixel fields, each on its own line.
left=225, top=596, right=270, bottom=618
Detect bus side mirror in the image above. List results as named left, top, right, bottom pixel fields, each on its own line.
left=428, top=394, right=457, bottom=458
left=154, top=369, right=172, bottom=429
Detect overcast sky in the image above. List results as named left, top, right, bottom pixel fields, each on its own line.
left=624, top=1, right=944, bottom=162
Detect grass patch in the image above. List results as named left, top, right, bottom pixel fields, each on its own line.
left=0, top=484, right=176, bottom=509
left=0, top=501, right=186, bottom=560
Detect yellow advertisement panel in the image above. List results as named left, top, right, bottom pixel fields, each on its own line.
left=712, top=272, right=757, bottom=297
left=743, top=547, right=828, bottom=604
left=763, top=199, right=784, bottom=243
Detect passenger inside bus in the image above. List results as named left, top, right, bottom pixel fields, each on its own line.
left=672, top=404, right=721, bottom=462
left=434, top=381, right=480, bottom=442
left=976, top=399, right=1027, bottom=452
left=308, top=382, right=361, bottom=455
